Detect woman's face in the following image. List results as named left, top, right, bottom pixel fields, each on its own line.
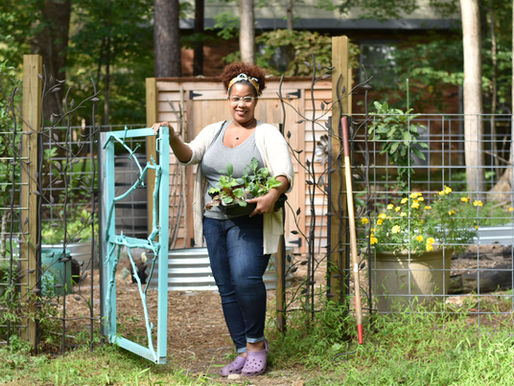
left=228, top=82, right=258, bottom=126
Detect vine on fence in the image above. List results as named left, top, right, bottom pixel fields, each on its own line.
left=1, top=66, right=100, bottom=352
left=274, top=56, right=374, bottom=323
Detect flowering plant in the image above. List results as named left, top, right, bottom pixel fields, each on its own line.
left=362, top=186, right=479, bottom=255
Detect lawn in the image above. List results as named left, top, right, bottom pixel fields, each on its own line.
left=1, top=301, right=512, bottom=385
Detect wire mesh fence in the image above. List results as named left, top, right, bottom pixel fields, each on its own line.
left=0, top=124, right=24, bottom=346
left=345, top=112, right=514, bottom=321
left=1, top=56, right=513, bottom=357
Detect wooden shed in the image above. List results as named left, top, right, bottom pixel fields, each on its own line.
left=145, top=77, right=335, bottom=254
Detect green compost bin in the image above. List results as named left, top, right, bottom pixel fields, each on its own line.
left=41, top=248, right=72, bottom=296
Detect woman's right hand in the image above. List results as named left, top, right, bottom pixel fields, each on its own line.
left=152, top=121, right=175, bottom=137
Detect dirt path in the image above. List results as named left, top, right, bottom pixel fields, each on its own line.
left=67, top=261, right=307, bottom=384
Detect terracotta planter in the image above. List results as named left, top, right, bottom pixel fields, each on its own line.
left=371, top=249, right=452, bottom=312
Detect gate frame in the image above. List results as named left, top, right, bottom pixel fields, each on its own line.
left=99, top=127, right=169, bottom=364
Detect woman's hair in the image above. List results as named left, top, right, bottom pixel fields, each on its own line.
left=220, top=63, right=266, bottom=96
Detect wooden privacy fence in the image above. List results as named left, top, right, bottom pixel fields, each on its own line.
left=146, top=76, right=329, bottom=253
left=145, top=36, right=352, bottom=306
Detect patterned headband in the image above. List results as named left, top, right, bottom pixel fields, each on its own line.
left=228, top=73, right=260, bottom=94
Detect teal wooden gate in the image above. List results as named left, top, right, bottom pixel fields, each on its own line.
left=99, top=127, right=169, bottom=364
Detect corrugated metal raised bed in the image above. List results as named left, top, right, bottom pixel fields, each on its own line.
left=149, top=247, right=293, bottom=291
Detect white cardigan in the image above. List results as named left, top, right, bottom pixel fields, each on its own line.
left=179, top=120, right=294, bottom=254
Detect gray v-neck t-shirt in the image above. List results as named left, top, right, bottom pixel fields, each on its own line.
left=201, top=123, right=264, bottom=219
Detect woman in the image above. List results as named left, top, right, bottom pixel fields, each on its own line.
left=153, top=63, right=294, bottom=377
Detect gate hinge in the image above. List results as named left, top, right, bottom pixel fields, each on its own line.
left=189, top=90, right=203, bottom=100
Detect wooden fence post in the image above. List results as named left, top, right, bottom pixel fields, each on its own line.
left=328, top=36, right=352, bottom=304
left=146, top=78, right=158, bottom=234
left=20, top=54, right=42, bottom=349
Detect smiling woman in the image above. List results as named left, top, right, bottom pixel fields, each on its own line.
left=152, top=62, right=293, bottom=377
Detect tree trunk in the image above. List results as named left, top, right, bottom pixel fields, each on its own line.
left=104, top=35, right=111, bottom=126
left=286, top=0, right=294, bottom=30
left=154, top=0, right=181, bottom=77
left=460, top=0, right=485, bottom=197
left=32, top=0, right=71, bottom=120
left=193, top=0, right=204, bottom=75
left=487, top=0, right=514, bottom=202
left=240, top=0, right=255, bottom=64
left=487, top=0, right=498, bottom=166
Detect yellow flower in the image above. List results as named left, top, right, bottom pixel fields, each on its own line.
left=391, top=225, right=401, bottom=234
left=371, top=228, right=375, bottom=233
left=387, top=204, right=394, bottom=210
left=361, top=217, right=369, bottom=225
left=378, top=213, right=387, bottom=220
left=461, top=197, right=470, bottom=203
left=418, top=196, right=424, bottom=202
left=425, top=237, right=435, bottom=252
left=377, top=219, right=384, bottom=226
left=474, top=225, right=479, bottom=229
left=395, top=206, right=401, bottom=212
left=509, top=207, right=514, bottom=213
left=444, top=185, right=452, bottom=194
left=400, top=212, right=407, bottom=217
left=411, top=201, right=420, bottom=209
left=409, top=192, right=418, bottom=199
left=370, top=235, right=378, bottom=245
left=424, top=206, right=432, bottom=210
left=438, top=190, right=445, bottom=196
left=400, top=198, right=408, bottom=204
left=448, top=209, right=456, bottom=216
left=416, top=235, right=424, bottom=242
left=473, top=200, right=483, bottom=207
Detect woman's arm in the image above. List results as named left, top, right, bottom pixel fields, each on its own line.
left=152, top=122, right=192, bottom=163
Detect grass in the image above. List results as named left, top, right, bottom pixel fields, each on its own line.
left=0, top=336, right=213, bottom=385
left=1, top=302, right=513, bottom=385
left=267, top=300, right=513, bottom=385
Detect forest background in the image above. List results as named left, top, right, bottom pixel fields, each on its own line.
left=0, top=0, right=512, bottom=126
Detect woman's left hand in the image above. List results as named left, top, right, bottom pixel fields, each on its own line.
left=246, top=176, right=289, bottom=217
left=246, top=191, right=279, bottom=217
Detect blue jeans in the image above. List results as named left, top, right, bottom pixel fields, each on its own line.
left=203, top=215, right=270, bottom=353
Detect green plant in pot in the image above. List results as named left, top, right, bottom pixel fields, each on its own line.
left=206, top=157, right=282, bottom=210
left=42, top=208, right=98, bottom=288
left=362, top=188, right=480, bottom=311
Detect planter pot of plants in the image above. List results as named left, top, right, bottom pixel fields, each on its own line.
left=41, top=248, right=73, bottom=296
left=42, top=241, right=98, bottom=282
left=371, top=249, right=452, bottom=312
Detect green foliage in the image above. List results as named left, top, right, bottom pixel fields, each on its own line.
left=368, top=101, right=428, bottom=188
left=256, top=30, right=331, bottom=76
left=207, top=157, right=281, bottom=209
left=255, top=30, right=359, bottom=76
left=67, top=0, right=153, bottom=124
left=206, top=11, right=239, bottom=40
left=41, top=208, right=97, bottom=244
left=0, top=61, right=20, bottom=215
left=268, top=298, right=353, bottom=369
left=0, top=0, right=40, bottom=66
left=318, top=0, right=419, bottom=20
